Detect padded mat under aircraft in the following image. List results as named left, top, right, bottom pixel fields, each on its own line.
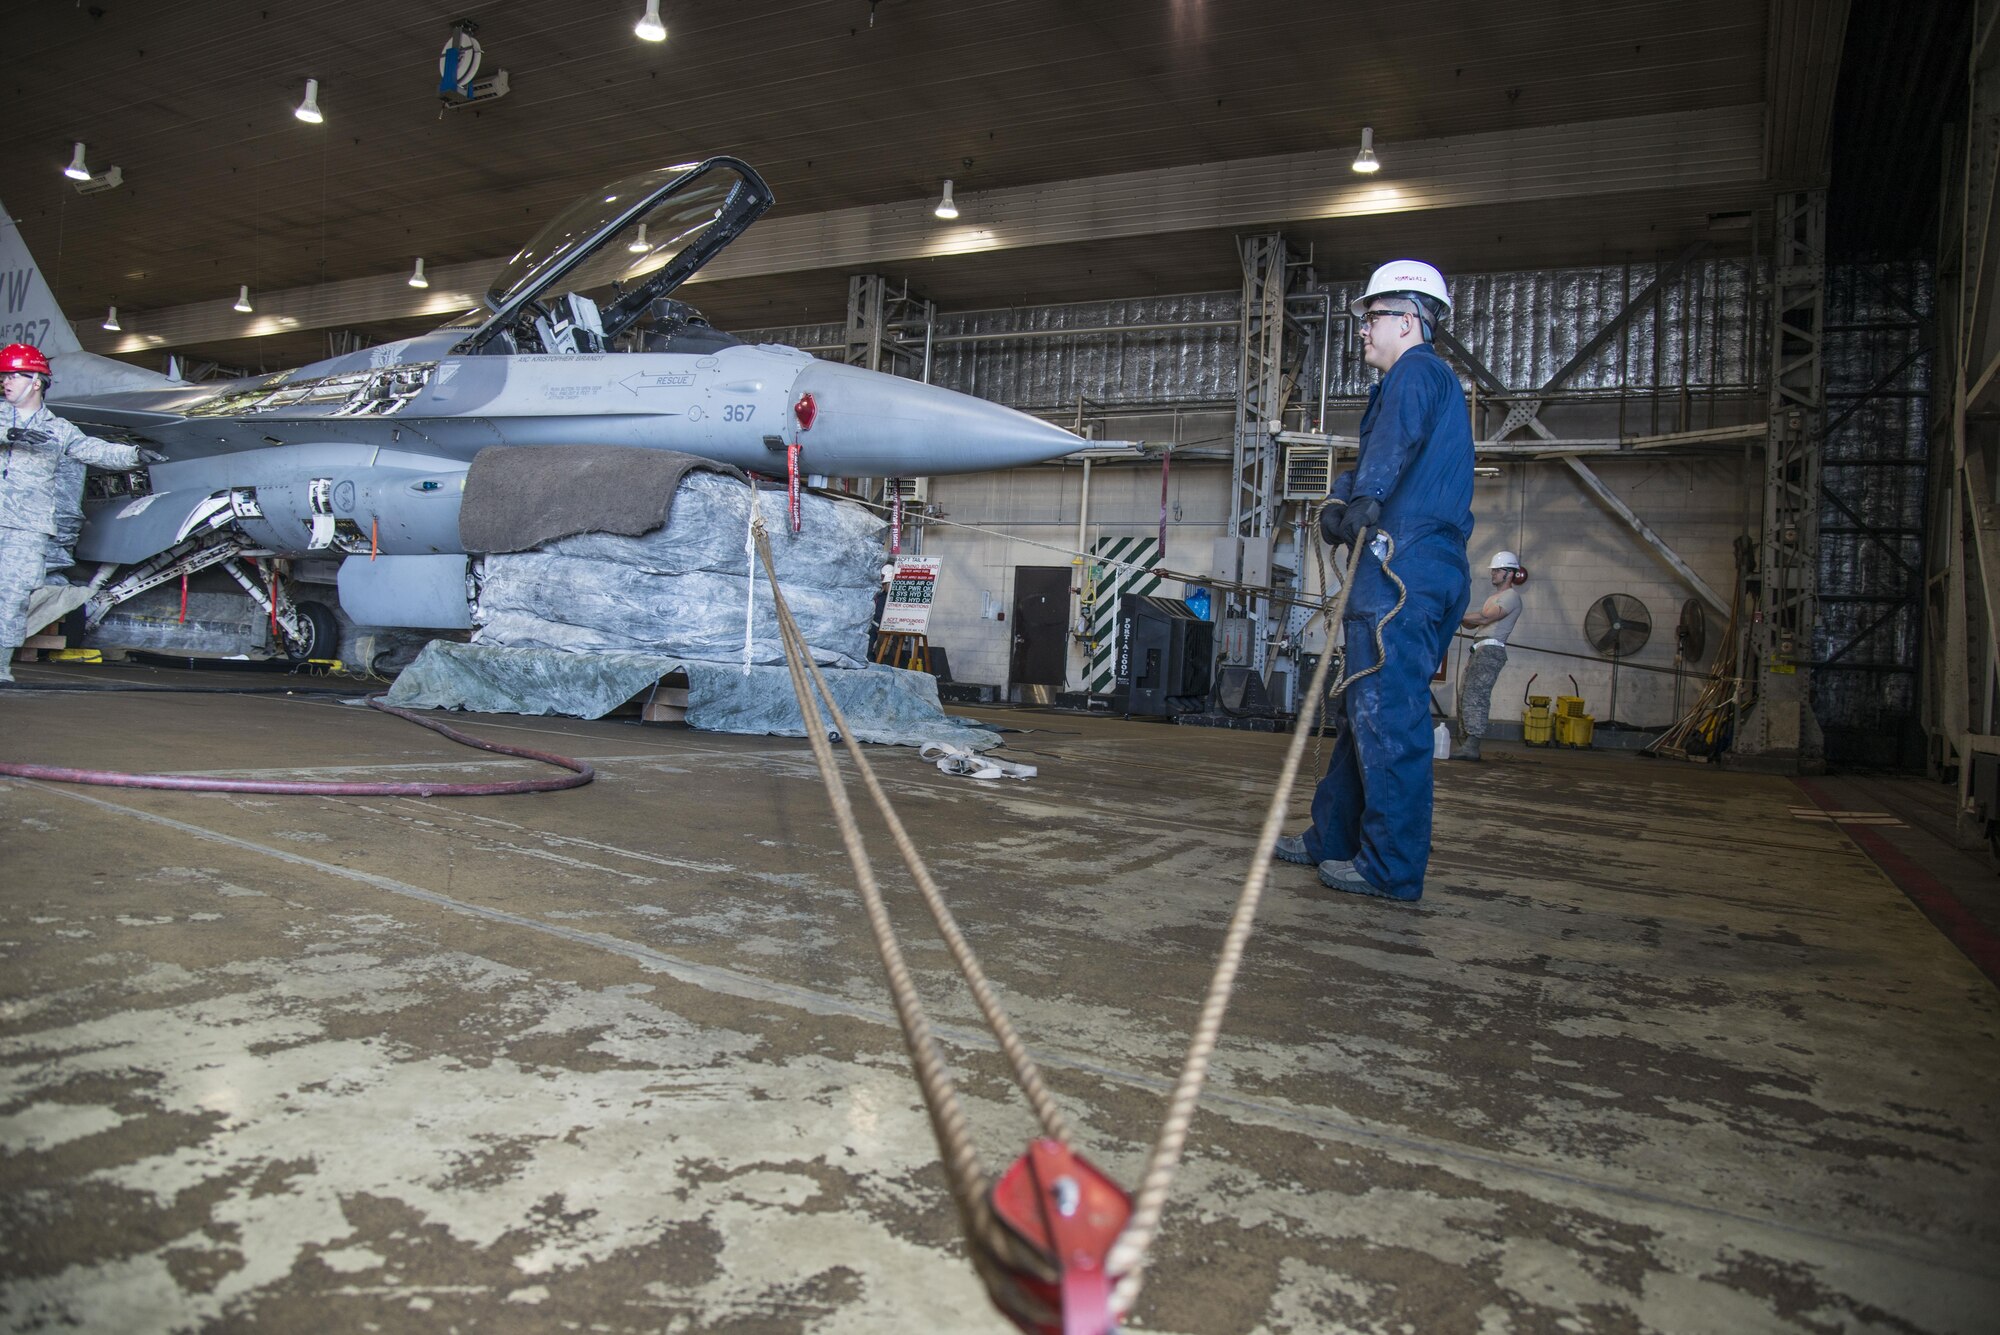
left=459, top=446, right=745, bottom=553
left=383, top=642, right=999, bottom=750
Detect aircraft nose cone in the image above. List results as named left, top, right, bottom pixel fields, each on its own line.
left=789, top=360, right=1082, bottom=476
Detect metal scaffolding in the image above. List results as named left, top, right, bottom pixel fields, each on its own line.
left=1924, top=2, right=2000, bottom=843
left=844, top=274, right=935, bottom=379
left=1225, top=234, right=1305, bottom=686
left=1734, top=191, right=1828, bottom=765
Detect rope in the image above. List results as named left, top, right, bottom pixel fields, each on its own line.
left=748, top=517, right=1069, bottom=1284
left=1304, top=511, right=1406, bottom=772
left=1327, top=532, right=1405, bottom=700
left=1103, top=534, right=1368, bottom=1312
left=756, top=486, right=1405, bottom=1322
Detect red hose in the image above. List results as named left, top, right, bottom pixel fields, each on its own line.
left=0, top=695, right=593, bottom=797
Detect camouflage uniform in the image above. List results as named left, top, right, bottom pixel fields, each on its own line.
left=46, top=454, right=85, bottom=577
left=0, top=401, right=140, bottom=678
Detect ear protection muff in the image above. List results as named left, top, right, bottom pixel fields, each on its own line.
left=1509, top=568, right=1528, bottom=587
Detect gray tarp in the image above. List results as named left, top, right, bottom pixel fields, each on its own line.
left=384, top=642, right=999, bottom=750
left=472, top=473, right=883, bottom=665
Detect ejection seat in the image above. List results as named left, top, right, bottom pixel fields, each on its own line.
left=638, top=298, right=742, bottom=354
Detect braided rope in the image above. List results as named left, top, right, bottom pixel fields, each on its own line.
left=751, top=521, right=1069, bottom=1279
left=1327, top=531, right=1406, bottom=699
left=1104, top=535, right=1371, bottom=1312
left=753, top=526, right=1071, bottom=1145
left=759, top=497, right=1411, bottom=1320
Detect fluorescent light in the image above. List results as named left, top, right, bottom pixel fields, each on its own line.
left=635, top=0, right=666, bottom=41
left=295, top=78, right=323, bottom=124
left=934, top=179, right=958, bottom=220
left=408, top=258, right=429, bottom=288
left=628, top=223, right=651, bottom=253
left=102, top=307, right=121, bottom=331
left=1352, top=126, right=1380, bottom=174
left=233, top=285, right=253, bottom=313
left=64, top=143, right=91, bottom=181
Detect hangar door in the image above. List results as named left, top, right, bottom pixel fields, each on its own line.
left=1009, top=567, right=1071, bottom=688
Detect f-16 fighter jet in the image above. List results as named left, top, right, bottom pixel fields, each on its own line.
left=0, top=157, right=1083, bottom=655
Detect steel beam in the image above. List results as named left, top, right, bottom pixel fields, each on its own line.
left=1496, top=241, right=1710, bottom=439
left=1434, top=328, right=1730, bottom=616
left=1733, top=190, right=1828, bottom=767
left=1923, top=0, right=2000, bottom=826
left=1559, top=458, right=1729, bottom=616
left=1227, top=234, right=1301, bottom=684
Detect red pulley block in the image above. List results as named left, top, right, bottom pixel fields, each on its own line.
left=984, top=1139, right=1132, bottom=1335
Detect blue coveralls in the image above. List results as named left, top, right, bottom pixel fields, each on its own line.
left=1303, top=342, right=1474, bottom=899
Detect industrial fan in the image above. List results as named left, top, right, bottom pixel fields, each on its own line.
left=1583, top=593, right=1652, bottom=727
left=1672, top=599, right=1707, bottom=717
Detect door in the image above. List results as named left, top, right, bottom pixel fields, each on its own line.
left=1009, top=566, right=1071, bottom=687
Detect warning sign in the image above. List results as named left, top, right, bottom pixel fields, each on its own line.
left=879, top=557, right=943, bottom=634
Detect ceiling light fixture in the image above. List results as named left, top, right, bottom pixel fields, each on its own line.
left=295, top=78, right=324, bottom=124
left=102, top=307, right=121, bottom=332
left=64, top=143, right=91, bottom=181
left=1351, top=126, right=1380, bottom=174
left=634, top=0, right=667, bottom=42
left=233, top=285, right=254, bottom=314
left=628, top=223, right=651, bottom=253
left=408, top=258, right=429, bottom=288
left=934, top=179, right=958, bottom=220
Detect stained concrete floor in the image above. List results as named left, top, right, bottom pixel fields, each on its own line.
left=0, top=661, right=1995, bottom=1334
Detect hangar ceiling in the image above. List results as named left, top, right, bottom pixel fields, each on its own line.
left=4, top=0, right=1863, bottom=371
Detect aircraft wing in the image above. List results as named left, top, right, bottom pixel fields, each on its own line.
left=47, top=400, right=190, bottom=432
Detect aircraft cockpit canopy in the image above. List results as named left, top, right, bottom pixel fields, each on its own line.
left=455, top=157, right=774, bottom=356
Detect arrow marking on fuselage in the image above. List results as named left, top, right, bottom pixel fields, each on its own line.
left=620, top=371, right=698, bottom=394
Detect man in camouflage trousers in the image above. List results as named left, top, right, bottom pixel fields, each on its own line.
left=0, top=343, right=156, bottom=682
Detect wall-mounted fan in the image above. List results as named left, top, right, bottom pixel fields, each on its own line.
left=1584, top=593, right=1652, bottom=727
left=1671, top=598, right=1707, bottom=718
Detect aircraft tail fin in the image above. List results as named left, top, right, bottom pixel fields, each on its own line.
left=1, top=198, right=181, bottom=393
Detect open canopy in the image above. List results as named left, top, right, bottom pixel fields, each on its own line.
left=452, top=156, right=775, bottom=353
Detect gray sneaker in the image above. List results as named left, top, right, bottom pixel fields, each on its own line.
left=1272, top=834, right=1315, bottom=866
left=1316, top=859, right=1420, bottom=901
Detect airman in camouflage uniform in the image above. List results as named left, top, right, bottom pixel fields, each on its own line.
left=1, top=343, right=149, bottom=681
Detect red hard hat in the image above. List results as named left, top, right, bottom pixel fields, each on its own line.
left=0, top=343, right=51, bottom=376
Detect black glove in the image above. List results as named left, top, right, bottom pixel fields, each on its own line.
left=1317, top=498, right=1346, bottom=546
left=136, top=448, right=169, bottom=465
left=1333, top=494, right=1382, bottom=547
left=6, top=426, right=53, bottom=447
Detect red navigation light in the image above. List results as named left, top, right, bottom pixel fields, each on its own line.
left=793, top=392, right=818, bottom=431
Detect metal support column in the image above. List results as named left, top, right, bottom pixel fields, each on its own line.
left=843, top=274, right=935, bottom=379
left=1926, top=4, right=2000, bottom=840
left=1226, top=234, right=1298, bottom=687
left=1734, top=190, right=1828, bottom=767
left=842, top=274, right=938, bottom=519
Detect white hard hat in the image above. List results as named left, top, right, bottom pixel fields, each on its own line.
left=1490, top=550, right=1521, bottom=570
left=1350, top=260, right=1453, bottom=317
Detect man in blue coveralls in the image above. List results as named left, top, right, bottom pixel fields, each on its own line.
left=1274, top=261, right=1474, bottom=900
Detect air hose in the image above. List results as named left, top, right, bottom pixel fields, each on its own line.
left=0, top=694, right=593, bottom=797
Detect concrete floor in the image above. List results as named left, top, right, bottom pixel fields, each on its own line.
left=0, top=661, right=1995, bottom=1334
